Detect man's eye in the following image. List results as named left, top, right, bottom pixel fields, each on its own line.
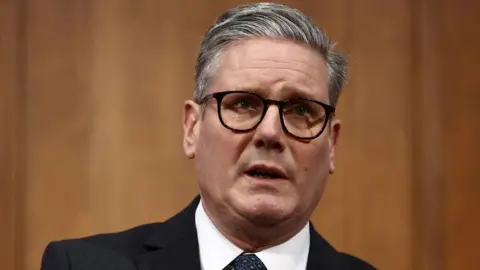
left=293, top=105, right=309, bottom=116
left=295, top=106, right=308, bottom=115
left=237, top=100, right=251, bottom=108
left=234, top=99, right=259, bottom=110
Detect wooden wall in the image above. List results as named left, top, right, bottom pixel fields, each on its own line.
left=1, top=0, right=478, bottom=269
left=440, top=2, right=480, bottom=268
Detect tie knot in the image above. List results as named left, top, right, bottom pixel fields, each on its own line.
left=228, top=253, right=267, bottom=270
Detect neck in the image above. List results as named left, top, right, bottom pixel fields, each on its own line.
left=222, top=222, right=305, bottom=252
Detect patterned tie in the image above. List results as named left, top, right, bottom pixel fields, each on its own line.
left=226, top=253, right=268, bottom=270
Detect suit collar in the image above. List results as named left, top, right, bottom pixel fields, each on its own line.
left=306, top=223, right=346, bottom=270
left=135, top=196, right=202, bottom=270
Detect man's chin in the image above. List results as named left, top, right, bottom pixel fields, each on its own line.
left=232, top=195, right=294, bottom=227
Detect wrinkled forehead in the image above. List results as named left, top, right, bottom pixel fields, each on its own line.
left=209, top=38, right=330, bottom=102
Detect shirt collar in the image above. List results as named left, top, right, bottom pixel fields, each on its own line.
left=195, top=199, right=310, bottom=270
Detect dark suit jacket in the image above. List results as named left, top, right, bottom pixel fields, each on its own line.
left=41, top=196, right=375, bottom=270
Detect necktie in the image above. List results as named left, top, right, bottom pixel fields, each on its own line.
left=227, top=253, right=267, bottom=270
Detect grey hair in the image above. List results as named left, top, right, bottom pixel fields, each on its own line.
left=194, top=2, right=348, bottom=106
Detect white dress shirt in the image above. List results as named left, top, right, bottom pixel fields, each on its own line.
left=195, top=200, right=310, bottom=270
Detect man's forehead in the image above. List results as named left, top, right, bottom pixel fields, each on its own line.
left=219, top=38, right=324, bottom=69
left=210, top=39, right=329, bottom=100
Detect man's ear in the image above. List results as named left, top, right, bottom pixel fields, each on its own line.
left=183, top=100, right=201, bottom=159
left=328, top=118, right=341, bottom=174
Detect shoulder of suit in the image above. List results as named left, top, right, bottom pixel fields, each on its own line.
left=53, top=222, right=165, bottom=258
left=338, top=252, right=377, bottom=269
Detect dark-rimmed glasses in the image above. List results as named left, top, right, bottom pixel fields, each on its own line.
left=198, top=91, right=335, bottom=140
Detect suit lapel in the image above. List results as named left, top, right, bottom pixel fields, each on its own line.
left=306, top=223, right=345, bottom=270
left=135, top=196, right=202, bottom=270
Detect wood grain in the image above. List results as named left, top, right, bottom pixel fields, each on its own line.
left=2, top=1, right=479, bottom=269
left=0, top=0, right=25, bottom=269
left=411, top=0, right=445, bottom=269
left=441, top=1, right=480, bottom=269
left=336, top=1, right=413, bottom=269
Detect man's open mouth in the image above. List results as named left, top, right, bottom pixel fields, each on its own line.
left=245, top=165, right=287, bottom=179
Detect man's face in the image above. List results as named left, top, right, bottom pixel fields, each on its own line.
left=183, top=38, right=340, bottom=227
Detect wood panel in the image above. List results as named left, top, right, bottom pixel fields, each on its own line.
left=21, top=0, right=191, bottom=268
left=0, top=0, right=24, bottom=269
left=332, top=1, right=413, bottom=269
left=441, top=1, right=480, bottom=269
left=411, top=0, right=445, bottom=269
left=22, top=0, right=94, bottom=268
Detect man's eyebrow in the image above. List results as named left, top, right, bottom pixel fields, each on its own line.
left=228, top=85, right=265, bottom=95
left=225, top=84, right=324, bottom=103
left=229, top=84, right=262, bottom=90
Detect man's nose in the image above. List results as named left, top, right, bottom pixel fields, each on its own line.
left=252, top=106, right=285, bottom=151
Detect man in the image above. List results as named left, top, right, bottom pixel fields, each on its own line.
left=42, top=2, right=375, bottom=270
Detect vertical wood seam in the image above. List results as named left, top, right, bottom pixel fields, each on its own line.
left=14, top=0, right=28, bottom=268
left=410, top=0, right=445, bottom=269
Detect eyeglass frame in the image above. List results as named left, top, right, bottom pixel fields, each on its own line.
left=198, top=90, right=336, bottom=140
